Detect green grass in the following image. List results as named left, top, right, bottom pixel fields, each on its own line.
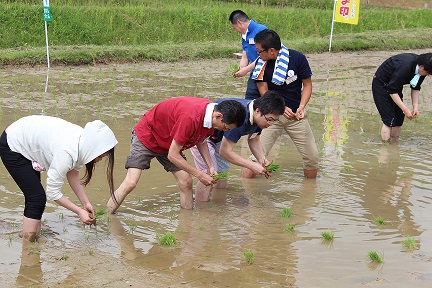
left=1, top=1, right=432, bottom=65
left=368, top=251, right=384, bottom=263
left=243, top=249, right=255, bottom=264
left=321, top=230, right=335, bottom=241
left=281, top=207, right=293, bottom=218
left=284, top=224, right=296, bottom=233
left=373, top=216, right=385, bottom=225
left=402, top=237, right=417, bottom=251
left=157, top=232, right=178, bottom=246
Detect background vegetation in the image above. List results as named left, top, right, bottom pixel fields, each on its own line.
left=0, top=0, right=431, bottom=65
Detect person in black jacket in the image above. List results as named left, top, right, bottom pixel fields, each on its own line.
left=372, top=53, right=432, bottom=143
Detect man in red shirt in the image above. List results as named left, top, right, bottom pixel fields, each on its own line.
left=107, top=96, right=246, bottom=212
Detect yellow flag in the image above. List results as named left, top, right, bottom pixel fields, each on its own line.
left=334, top=0, right=360, bottom=25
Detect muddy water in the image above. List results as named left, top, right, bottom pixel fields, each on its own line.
left=1, top=50, right=432, bottom=287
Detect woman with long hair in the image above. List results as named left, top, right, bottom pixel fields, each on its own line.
left=0, top=115, right=118, bottom=242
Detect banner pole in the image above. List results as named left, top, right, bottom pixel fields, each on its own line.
left=329, top=0, right=337, bottom=52
left=44, top=20, right=50, bottom=69
left=42, top=0, right=52, bottom=115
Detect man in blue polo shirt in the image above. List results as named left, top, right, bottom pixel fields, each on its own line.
left=229, top=10, right=267, bottom=100
left=190, top=91, right=285, bottom=202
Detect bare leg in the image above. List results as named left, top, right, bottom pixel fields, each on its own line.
left=390, top=126, right=402, bottom=143
left=380, top=124, right=391, bottom=143
left=107, top=168, right=142, bottom=214
left=172, top=170, right=194, bottom=209
left=304, top=169, right=318, bottom=179
left=22, top=217, right=41, bottom=242
left=214, top=178, right=228, bottom=189
left=241, top=167, right=256, bottom=178
left=195, top=181, right=212, bottom=202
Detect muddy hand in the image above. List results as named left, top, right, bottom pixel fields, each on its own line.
left=89, top=212, right=96, bottom=226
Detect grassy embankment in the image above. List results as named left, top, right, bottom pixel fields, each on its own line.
left=0, top=0, right=431, bottom=65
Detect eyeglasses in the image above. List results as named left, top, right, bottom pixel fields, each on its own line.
left=263, top=114, right=279, bottom=124
left=222, top=122, right=229, bottom=131
left=256, top=48, right=268, bottom=54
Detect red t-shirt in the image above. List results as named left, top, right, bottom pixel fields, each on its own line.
left=134, top=97, right=214, bottom=154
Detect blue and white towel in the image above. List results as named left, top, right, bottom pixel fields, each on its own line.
left=251, top=44, right=290, bottom=85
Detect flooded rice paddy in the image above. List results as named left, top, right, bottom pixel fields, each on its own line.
left=1, top=49, right=432, bottom=287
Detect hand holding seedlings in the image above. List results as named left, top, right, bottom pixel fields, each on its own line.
left=295, top=107, right=305, bottom=120
left=213, top=172, right=228, bottom=180
left=265, top=161, right=280, bottom=176
left=230, top=63, right=240, bottom=77
left=88, top=212, right=96, bottom=226
left=262, top=158, right=280, bottom=178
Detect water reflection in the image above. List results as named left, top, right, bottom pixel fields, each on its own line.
left=16, top=240, right=43, bottom=287
left=1, top=54, right=432, bottom=286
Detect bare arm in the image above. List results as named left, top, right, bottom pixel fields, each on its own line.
left=390, top=93, right=413, bottom=119
left=296, top=77, right=312, bottom=119
left=234, top=58, right=257, bottom=78
left=168, top=139, right=216, bottom=186
left=256, top=81, right=268, bottom=96
left=195, top=141, right=216, bottom=175
left=66, top=169, right=95, bottom=222
left=67, top=170, right=91, bottom=208
left=239, top=51, right=249, bottom=69
left=411, top=89, right=420, bottom=117
left=54, top=196, right=94, bottom=224
left=248, top=136, right=268, bottom=166
left=219, top=137, right=267, bottom=176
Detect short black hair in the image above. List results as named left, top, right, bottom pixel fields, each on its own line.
left=253, top=91, right=285, bottom=115
left=229, top=10, right=249, bottom=24
left=254, top=29, right=281, bottom=51
left=215, top=100, right=246, bottom=127
left=418, top=53, right=432, bottom=73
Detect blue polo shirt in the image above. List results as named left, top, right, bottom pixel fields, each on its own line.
left=242, top=20, right=267, bottom=63
left=211, top=98, right=262, bottom=144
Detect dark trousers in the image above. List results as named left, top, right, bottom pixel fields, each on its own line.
left=0, top=131, right=46, bottom=219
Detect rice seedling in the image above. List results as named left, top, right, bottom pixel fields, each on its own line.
left=284, top=224, right=296, bottom=233
left=281, top=207, right=293, bottom=218
left=89, top=249, right=94, bottom=256
left=157, top=232, right=177, bottom=246
left=373, top=216, right=385, bottom=225
left=7, top=235, right=13, bottom=247
left=342, top=167, right=352, bottom=173
left=128, top=223, right=137, bottom=234
left=266, top=162, right=280, bottom=172
left=58, top=212, right=65, bottom=222
left=230, top=63, right=240, bottom=75
left=368, top=251, right=383, bottom=263
left=243, top=249, right=255, bottom=265
left=213, top=171, right=228, bottom=180
left=321, top=230, right=334, bottom=241
left=95, top=207, right=107, bottom=219
left=402, top=237, right=417, bottom=251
